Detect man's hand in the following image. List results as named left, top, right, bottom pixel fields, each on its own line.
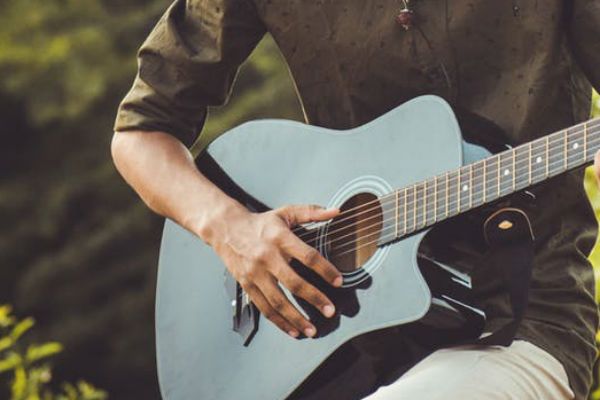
left=111, top=131, right=342, bottom=339
left=209, top=204, right=342, bottom=339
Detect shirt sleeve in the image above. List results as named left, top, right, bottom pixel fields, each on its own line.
left=567, top=0, right=600, bottom=92
left=114, top=0, right=266, bottom=147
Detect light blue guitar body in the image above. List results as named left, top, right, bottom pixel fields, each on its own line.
left=155, top=95, right=491, bottom=399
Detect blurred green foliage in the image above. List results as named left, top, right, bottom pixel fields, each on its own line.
left=0, top=305, right=107, bottom=400
left=0, top=1, right=299, bottom=398
left=1, top=0, right=600, bottom=398
left=585, top=90, right=600, bottom=400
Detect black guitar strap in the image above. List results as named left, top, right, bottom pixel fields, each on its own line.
left=430, top=107, right=537, bottom=347
left=418, top=206, right=535, bottom=348
left=473, top=207, right=535, bottom=347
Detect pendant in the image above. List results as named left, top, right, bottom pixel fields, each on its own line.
left=396, top=0, right=415, bottom=30
left=396, top=8, right=415, bottom=30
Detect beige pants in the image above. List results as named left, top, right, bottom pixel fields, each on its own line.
left=363, top=340, right=574, bottom=400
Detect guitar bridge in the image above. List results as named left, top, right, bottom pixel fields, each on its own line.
left=224, top=272, right=259, bottom=346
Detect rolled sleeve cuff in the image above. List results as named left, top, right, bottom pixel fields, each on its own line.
left=114, top=73, right=207, bottom=148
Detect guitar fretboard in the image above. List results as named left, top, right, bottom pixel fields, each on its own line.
left=379, top=118, right=600, bottom=245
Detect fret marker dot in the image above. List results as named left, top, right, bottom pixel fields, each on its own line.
left=462, top=184, right=468, bottom=192
left=573, top=143, right=579, bottom=150
left=504, top=169, right=510, bottom=176
left=536, top=156, right=543, bottom=163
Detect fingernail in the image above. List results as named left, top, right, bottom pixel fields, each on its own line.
left=288, top=330, right=299, bottom=338
left=304, top=327, right=316, bottom=338
left=322, top=305, right=335, bottom=317
left=333, top=276, right=343, bottom=287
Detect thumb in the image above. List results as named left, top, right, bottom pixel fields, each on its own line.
left=276, top=205, right=339, bottom=227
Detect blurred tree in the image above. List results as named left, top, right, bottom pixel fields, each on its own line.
left=0, top=1, right=300, bottom=398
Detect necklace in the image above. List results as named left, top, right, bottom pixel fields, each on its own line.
left=396, top=0, right=415, bottom=30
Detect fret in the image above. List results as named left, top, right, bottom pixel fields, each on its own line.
left=422, top=180, right=428, bottom=227
left=566, top=127, right=585, bottom=170
left=514, top=144, right=530, bottom=191
left=423, top=178, right=438, bottom=226
left=530, top=138, right=546, bottom=185
left=403, top=187, right=408, bottom=235
left=447, top=170, right=460, bottom=217
left=591, top=121, right=600, bottom=160
left=498, top=151, right=514, bottom=197
left=435, top=174, right=446, bottom=222
left=412, top=184, right=418, bottom=231
left=445, top=172, right=449, bottom=218
left=584, top=122, right=588, bottom=161
left=548, top=131, right=566, bottom=177
left=582, top=120, right=600, bottom=162
left=483, top=159, right=487, bottom=203
left=457, top=169, right=461, bottom=213
left=484, top=154, right=500, bottom=203
left=469, top=164, right=473, bottom=209
left=511, top=148, right=516, bottom=192
left=528, top=142, right=532, bottom=185
left=394, top=190, right=399, bottom=239
left=457, top=167, right=470, bottom=213
left=585, top=121, right=600, bottom=161
left=405, top=185, right=415, bottom=233
left=415, top=182, right=427, bottom=229
left=433, top=176, right=438, bottom=223
left=496, top=154, right=501, bottom=198
left=471, top=160, right=486, bottom=207
left=545, top=136, right=549, bottom=177
left=563, top=129, right=568, bottom=170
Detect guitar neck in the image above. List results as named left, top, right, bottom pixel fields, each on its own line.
left=380, top=118, right=600, bottom=245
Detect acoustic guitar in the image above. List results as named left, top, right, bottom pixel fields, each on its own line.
left=154, top=95, right=599, bottom=399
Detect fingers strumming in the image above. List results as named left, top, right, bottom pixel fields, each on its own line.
left=243, top=284, right=299, bottom=338
left=261, top=277, right=317, bottom=338
left=282, top=233, right=343, bottom=287
left=273, top=255, right=336, bottom=318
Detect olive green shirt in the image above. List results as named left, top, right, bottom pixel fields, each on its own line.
left=115, top=1, right=600, bottom=397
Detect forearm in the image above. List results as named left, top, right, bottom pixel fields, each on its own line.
left=110, top=130, right=245, bottom=243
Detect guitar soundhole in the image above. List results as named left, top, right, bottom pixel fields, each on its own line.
left=325, top=193, right=383, bottom=273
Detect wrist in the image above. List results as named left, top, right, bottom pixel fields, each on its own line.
left=187, top=197, right=248, bottom=247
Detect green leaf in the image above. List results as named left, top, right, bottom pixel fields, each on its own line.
left=26, top=342, right=63, bottom=364
left=11, top=365, right=27, bottom=399
left=0, top=305, right=15, bottom=328
left=0, top=336, right=13, bottom=352
left=77, top=380, right=107, bottom=400
left=61, top=383, right=78, bottom=400
left=0, top=352, right=22, bottom=373
left=11, top=317, right=35, bottom=342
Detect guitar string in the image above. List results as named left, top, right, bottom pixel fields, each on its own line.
left=299, top=125, right=600, bottom=248
left=328, top=162, right=596, bottom=257
left=322, top=145, right=600, bottom=255
left=289, top=118, right=600, bottom=235
left=293, top=119, right=600, bottom=240
left=292, top=118, right=600, bottom=240
left=310, top=142, right=595, bottom=251
left=332, top=150, right=590, bottom=260
left=329, top=145, right=598, bottom=254
left=303, top=128, right=599, bottom=250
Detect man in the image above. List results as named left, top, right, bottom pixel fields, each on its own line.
left=111, top=1, right=600, bottom=398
